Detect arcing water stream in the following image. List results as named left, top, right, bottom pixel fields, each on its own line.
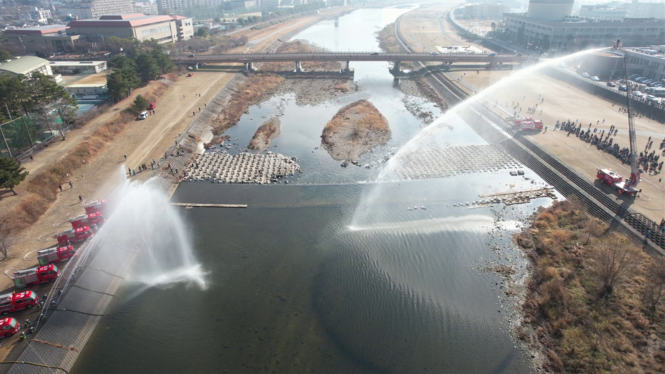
left=71, top=8, right=612, bottom=374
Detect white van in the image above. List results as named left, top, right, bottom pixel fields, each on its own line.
left=138, top=111, right=149, bottom=120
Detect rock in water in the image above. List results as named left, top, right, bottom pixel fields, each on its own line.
left=248, top=118, right=281, bottom=151
left=321, top=100, right=391, bottom=162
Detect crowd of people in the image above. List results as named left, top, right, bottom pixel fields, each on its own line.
left=553, top=119, right=664, bottom=176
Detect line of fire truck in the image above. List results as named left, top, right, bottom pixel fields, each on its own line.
left=0, top=200, right=110, bottom=338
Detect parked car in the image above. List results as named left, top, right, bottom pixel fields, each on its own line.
left=581, top=72, right=590, bottom=78
left=147, top=102, right=156, bottom=110
left=607, top=82, right=616, bottom=87
left=430, top=51, right=439, bottom=55
left=619, top=85, right=627, bottom=92
left=591, top=76, right=600, bottom=81
left=188, top=54, right=195, bottom=57
left=646, top=95, right=660, bottom=103
left=138, top=111, right=149, bottom=120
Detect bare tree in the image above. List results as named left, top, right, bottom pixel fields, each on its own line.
left=0, top=216, right=17, bottom=260
left=643, top=256, right=665, bottom=314
left=589, top=238, right=639, bottom=297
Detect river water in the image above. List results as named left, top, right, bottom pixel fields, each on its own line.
left=73, top=7, right=552, bottom=374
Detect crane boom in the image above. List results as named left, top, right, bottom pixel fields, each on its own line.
left=622, top=52, right=640, bottom=188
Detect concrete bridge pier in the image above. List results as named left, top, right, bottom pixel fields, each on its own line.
left=295, top=61, right=303, bottom=73
left=389, top=61, right=401, bottom=75
left=244, top=62, right=255, bottom=73
left=344, top=61, right=351, bottom=72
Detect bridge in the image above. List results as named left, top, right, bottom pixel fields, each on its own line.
left=174, top=52, right=538, bottom=73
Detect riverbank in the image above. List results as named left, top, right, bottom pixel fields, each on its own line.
left=514, top=200, right=665, bottom=373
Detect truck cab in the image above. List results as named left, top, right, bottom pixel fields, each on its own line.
left=69, top=212, right=104, bottom=229
left=57, top=226, right=94, bottom=245
left=12, top=265, right=59, bottom=288
left=37, top=245, right=76, bottom=266
left=0, top=291, right=38, bottom=315
left=0, top=318, right=20, bottom=338
left=84, top=200, right=110, bottom=215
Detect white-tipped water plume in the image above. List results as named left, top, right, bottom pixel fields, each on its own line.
left=351, top=48, right=603, bottom=228
left=93, top=167, right=207, bottom=292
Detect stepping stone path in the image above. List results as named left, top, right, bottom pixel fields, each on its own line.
left=395, top=144, right=522, bottom=180
left=185, top=151, right=300, bottom=184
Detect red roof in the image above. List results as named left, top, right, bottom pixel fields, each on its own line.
left=67, top=14, right=175, bottom=28
left=5, top=25, right=68, bottom=35
left=169, top=15, right=188, bottom=20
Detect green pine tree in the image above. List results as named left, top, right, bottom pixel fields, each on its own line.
left=0, top=157, right=28, bottom=195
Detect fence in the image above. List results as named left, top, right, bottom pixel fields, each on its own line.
left=0, top=115, right=65, bottom=159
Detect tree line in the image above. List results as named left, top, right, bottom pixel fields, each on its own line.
left=106, top=41, right=174, bottom=102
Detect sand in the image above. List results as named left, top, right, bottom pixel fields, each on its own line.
left=321, top=100, right=391, bottom=162
left=248, top=117, right=281, bottom=151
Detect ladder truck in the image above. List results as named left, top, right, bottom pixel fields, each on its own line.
left=597, top=42, right=641, bottom=197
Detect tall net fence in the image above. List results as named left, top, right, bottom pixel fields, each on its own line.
left=0, top=116, right=65, bottom=159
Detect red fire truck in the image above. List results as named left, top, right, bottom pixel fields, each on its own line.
left=0, top=291, right=39, bottom=315
left=37, top=245, right=76, bottom=266
left=513, top=116, right=544, bottom=131
left=84, top=200, right=110, bottom=215
left=11, top=265, right=59, bottom=288
left=0, top=318, right=20, bottom=338
left=69, top=212, right=104, bottom=229
left=597, top=168, right=640, bottom=197
left=57, top=226, right=94, bottom=245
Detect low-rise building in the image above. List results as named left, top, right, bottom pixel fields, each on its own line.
left=170, top=15, right=193, bottom=41
left=65, top=83, right=108, bottom=96
left=49, top=60, right=108, bottom=74
left=0, top=56, right=53, bottom=77
left=67, top=14, right=179, bottom=44
left=625, top=46, right=665, bottom=81
left=4, top=25, right=81, bottom=54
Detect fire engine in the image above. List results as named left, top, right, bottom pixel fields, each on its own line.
left=84, top=200, right=110, bottom=215
left=37, top=245, right=76, bottom=266
left=597, top=168, right=640, bottom=197
left=596, top=46, right=641, bottom=198
left=0, top=318, right=20, bottom=338
left=57, top=226, right=94, bottom=245
left=69, top=211, right=104, bottom=229
left=513, top=116, right=544, bottom=131
left=0, top=291, right=38, bottom=315
left=11, top=265, right=59, bottom=288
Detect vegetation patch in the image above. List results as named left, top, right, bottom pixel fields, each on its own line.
left=212, top=74, right=284, bottom=136
left=376, top=23, right=404, bottom=53
left=515, top=200, right=665, bottom=373
left=0, top=82, right=168, bottom=235
left=248, top=118, right=281, bottom=151
left=321, top=100, right=391, bottom=162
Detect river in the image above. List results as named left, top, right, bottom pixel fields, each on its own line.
left=73, top=7, right=549, bottom=373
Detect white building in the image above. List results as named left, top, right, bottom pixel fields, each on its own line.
left=28, top=7, right=52, bottom=24
left=503, top=13, right=665, bottom=49
left=132, top=1, right=159, bottom=15
left=49, top=61, right=108, bottom=74
left=625, top=46, right=665, bottom=81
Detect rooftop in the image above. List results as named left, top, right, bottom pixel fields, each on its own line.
left=4, top=24, right=68, bottom=35
left=505, top=13, right=665, bottom=25
left=49, top=61, right=106, bottom=66
left=0, top=56, right=49, bottom=75
left=67, top=13, right=176, bottom=28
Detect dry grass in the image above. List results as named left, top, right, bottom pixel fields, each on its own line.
left=376, top=23, right=404, bottom=53
left=322, top=100, right=389, bottom=140
left=0, top=82, right=168, bottom=234
left=248, top=117, right=280, bottom=151
left=517, top=200, right=665, bottom=373
left=212, top=74, right=284, bottom=136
